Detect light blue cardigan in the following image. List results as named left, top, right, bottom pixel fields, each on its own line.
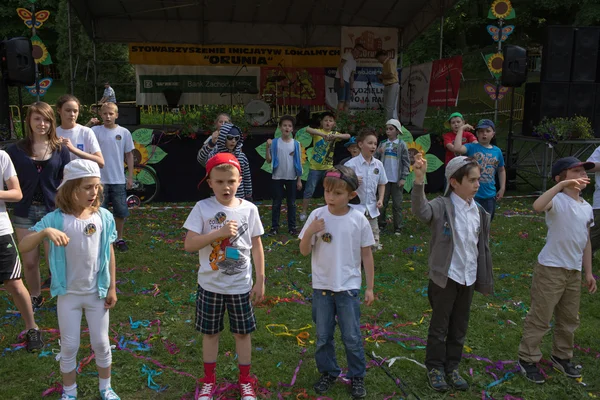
left=270, top=137, right=303, bottom=178
left=30, top=207, right=117, bottom=298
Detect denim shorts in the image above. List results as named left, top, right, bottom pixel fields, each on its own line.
left=334, top=79, right=352, bottom=102
left=102, top=184, right=129, bottom=218
left=11, top=204, right=49, bottom=229
left=303, top=169, right=327, bottom=199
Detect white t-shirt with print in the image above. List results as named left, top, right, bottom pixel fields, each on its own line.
left=63, top=213, right=103, bottom=294
left=586, top=146, right=600, bottom=209
left=57, top=124, right=102, bottom=162
left=382, top=139, right=400, bottom=183
left=93, top=125, right=135, bottom=184
left=538, top=192, right=594, bottom=271
left=299, top=206, right=375, bottom=291
left=183, top=197, right=265, bottom=294
left=0, top=151, right=17, bottom=236
left=335, top=52, right=357, bottom=82
left=272, top=139, right=296, bottom=180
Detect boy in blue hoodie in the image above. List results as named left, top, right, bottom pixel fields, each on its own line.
left=266, top=115, right=303, bottom=235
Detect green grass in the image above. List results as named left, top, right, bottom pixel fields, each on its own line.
left=1, top=197, right=600, bottom=400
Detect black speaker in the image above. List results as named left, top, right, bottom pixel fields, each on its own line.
left=541, top=26, right=574, bottom=82
left=594, top=84, right=600, bottom=138
left=1, top=37, right=35, bottom=86
left=571, top=27, right=600, bottom=82
left=522, top=82, right=570, bottom=135
left=116, top=104, right=140, bottom=126
left=568, top=83, right=596, bottom=119
left=501, top=45, right=528, bottom=87
left=162, top=89, right=182, bottom=109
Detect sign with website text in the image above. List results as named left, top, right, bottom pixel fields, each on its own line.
left=129, top=43, right=340, bottom=68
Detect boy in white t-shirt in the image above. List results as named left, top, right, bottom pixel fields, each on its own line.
left=585, top=147, right=600, bottom=253
left=334, top=43, right=364, bottom=111
left=265, top=115, right=303, bottom=236
left=183, top=153, right=265, bottom=400
left=518, top=157, right=597, bottom=384
left=0, top=150, right=43, bottom=352
left=92, top=103, right=134, bottom=252
left=299, top=165, right=375, bottom=399
left=56, top=95, right=104, bottom=167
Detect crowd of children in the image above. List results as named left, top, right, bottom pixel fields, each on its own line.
left=2, top=103, right=598, bottom=400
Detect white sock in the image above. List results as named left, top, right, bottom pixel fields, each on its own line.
left=99, top=377, right=111, bottom=391
left=63, top=383, right=77, bottom=397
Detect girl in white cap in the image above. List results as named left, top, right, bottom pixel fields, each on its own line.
left=19, top=159, right=120, bottom=400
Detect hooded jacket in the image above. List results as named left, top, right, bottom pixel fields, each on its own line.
left=197, top=123, right=252, bottom=199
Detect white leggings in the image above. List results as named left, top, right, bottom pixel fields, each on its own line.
left=57, top=293, right=112, bottom=373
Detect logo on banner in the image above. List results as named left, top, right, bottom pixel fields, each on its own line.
left=144, top=80, right=153, bottom=89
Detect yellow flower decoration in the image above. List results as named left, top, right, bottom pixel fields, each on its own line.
left=490, top=0, right=513, bottom=19
left=132, top=141, right=150, bottom=165
left=407, top=141, right=426, bottom=172
left=31, top=35, right=52, bottom=65
left=487, top=53, right=504, bottom=76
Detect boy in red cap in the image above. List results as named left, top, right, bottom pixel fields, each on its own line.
left=183, top=153, right=265, bottom=400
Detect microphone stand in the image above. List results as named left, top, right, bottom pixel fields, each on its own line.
left=365, top=75, right=372, bottom=110
left=221, top=64, right=246, bottom=114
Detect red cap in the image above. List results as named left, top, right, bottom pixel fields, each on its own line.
left=204, top=153, right=241, bottom=179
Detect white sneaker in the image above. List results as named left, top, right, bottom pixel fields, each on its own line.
left=299, top=213, right=307, bottom=222
left=240, top=381, right=257, bottom=400
left=197, top=380, right=215, bottom=400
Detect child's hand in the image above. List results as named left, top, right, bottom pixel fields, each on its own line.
left=219, top=220, right=238, bottom=238
left=357, top=176, right=363, bottom=186
left=250, top=281, right=265, bottom=304
left=307, top=216, right=325, bottom=236
left=586, top=273, right=597, bottom=294
left=104, top=288, right=118, bottom=309
left=266, top=139, right=272, bottom=146
left=60, top=137, right=75, bottom=151
left=88, top=117, right=100, bottom=126
left=413, top=153, right=427, bottom=180
left=496, top=187, right=505, bottom=200
left=460, top=124, right=474, bottom=131
left=296, top=180, right=303, bottom=191
left=211, top=130, right=219, bottom=144
left=561, top=178, right=590, bottom=192
left=364, top=289, right=374, bottom=306
left=398, top=179, right=406, bottom=188
left=45, top=228, right=69, bottom=246
left=376, top=199, right=383, bottom=209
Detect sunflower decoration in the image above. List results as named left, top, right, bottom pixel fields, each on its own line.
left=485, top=52, right=504, bottom=78
left=31, top=35, right=52, bottom=65
left=399, top=129, right=443, bottom=193
left=488, top=0, right=516, bottom=20
left=255, top=126, right=313, bottom=181
left=128, top=128, right=168, bottom=184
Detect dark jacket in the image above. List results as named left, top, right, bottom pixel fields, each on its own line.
left=411, top=183, right=494, bottom=295
left=6, top=142, right=70, bottom=218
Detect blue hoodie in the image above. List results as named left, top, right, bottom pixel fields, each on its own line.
left=270, top=137, right=303, bottom=178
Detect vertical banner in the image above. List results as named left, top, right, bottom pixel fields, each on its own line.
left=427, top=56, right=463, bottom=107
left=400, top=62, right=432, bottom=128
left=259, top=67, right=325, bottom=106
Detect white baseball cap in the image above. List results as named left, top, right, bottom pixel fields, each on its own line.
left=443, top=156, right=473, bottom=196
left=386, top=119, right=402, bottom=132
left=58, top=159, right=101, bottom=189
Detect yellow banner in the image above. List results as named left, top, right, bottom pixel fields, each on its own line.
left=128, top=43, right=340, bottom=68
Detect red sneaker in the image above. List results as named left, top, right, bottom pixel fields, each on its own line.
left=197, top=377, right=216, bottom=400
left=239, top=377, right=257, bottom=400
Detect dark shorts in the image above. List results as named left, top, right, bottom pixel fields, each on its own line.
left=0, top=234, right=22, bottom=282
left=11, top=204, right=48, bottom=229
left=102, top=184, right=129, bottom=218
left=334, top=79, right=352, bottom=103
left=195, top=285, right=256, bottom=335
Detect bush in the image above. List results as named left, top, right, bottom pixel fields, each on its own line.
left=533, top=116, right=594, bottom=143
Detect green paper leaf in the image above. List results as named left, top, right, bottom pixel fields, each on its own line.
left=404, top=171, right=415, bottom=192
left=261, top=160, right=273, bottom=174
left=401, top=127, right=413, bottom=143
left=255, top=142, right=267, bottom=159
left=274, top=126, right=282, bottom=139
left=132, top=128, right=153, bottom=145
left=302, top=148, right=314, bottom=181
left=415, top=134, right=431, bottom=153
left=425, top=153, right=443, bottom=173
left=146, top=145, right=167, bottom=164
left=296, top=127, right=312, bottom=148
left=136, top=168, right=157, bottom=185
left=505, top=8, right=516, bottom=20
left=487, top=9, right=496, bottom=19
left=40, top=54, right=52, bottom=65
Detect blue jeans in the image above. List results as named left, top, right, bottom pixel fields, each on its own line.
left=334, top=79, right=352, bottom=102
left=312, top=289, right=366, bottom=378
left=303, top=169, right=327, bottom=199
left=475, top=197, right=496, bottom=221
left=102, top=184, right=129, bottom=218
left=271, top=179, right=297, bottom=231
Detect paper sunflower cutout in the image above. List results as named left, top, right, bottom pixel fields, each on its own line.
left=31, top=35, right=52, bottom=65
left=255, top=127, right=312, bottom=181
left=399, top=129, right=443, bottom=192
left=488, top=0, right=516, bottom=20
left=128, top=128, right=168, bottom=184
left=485, top=53, right=504, bottom=78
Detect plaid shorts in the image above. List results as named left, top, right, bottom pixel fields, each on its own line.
left=195, top=285, right=256, bottom=335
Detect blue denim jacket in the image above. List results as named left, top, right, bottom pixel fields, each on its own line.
left=30, top=208, right=117, bottom=298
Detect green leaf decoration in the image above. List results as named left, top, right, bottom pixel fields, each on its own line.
left=274, top=126, right=282, bottom=139
left=404, top=171, right=415, bottom=192
left=505, top=8, right=516, bottom=20
left=400, top=127, right=413, bottom=143
left=260, top=160, right=273, bottom=174
left=296, top=127, right=312, bottom=148
left=255, top=142, right=267, bottom=159
left=425, top=153, right=443, bottom=173
left=302, top=148, right=313, bottom=181
left=146, top=145, right=167, bottom=164
left=132, top=128, right=153, bottom=145
left=136, top=168, right=158, bottom=185
left=416, top=134, right=431, bottom=153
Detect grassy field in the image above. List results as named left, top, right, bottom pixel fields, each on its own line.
left=1, top=195, right=600, bottom=400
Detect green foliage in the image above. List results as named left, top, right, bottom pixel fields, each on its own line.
left=333, top=110, right=386, bottom=134
left=533, top=116, right=594, bottom=143
left=423, top=108, right=449, bottom=136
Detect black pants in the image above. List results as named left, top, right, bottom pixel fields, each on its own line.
left=425, top=279, right=475, bottom=372
left=271, top=179, right=297, bottom=230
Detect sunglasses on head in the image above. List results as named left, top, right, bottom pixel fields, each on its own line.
left=226, top=135, right=240, bottom=141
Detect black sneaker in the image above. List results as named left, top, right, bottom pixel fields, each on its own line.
left=31, top=295, right=44, bottom=311
left=288, top=229, right=298, bottom=236
left=26, top=328, right=43, bottom=352
left=313, top=373, right=336, bottom=394
left=350, top=377, right=366, bottom=399
left=115, top=239, right=128, bottom=252
left=427, top=368, right=450, bottom=392
left=41, top=276, right=52, bottom=289
left=268, top=228, right=279, bottom=236
left=518, top=359, right=545, bottom=384
left=550, top=355, right=581, bottom=378
left=446, top=369, right=469, bottom=390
